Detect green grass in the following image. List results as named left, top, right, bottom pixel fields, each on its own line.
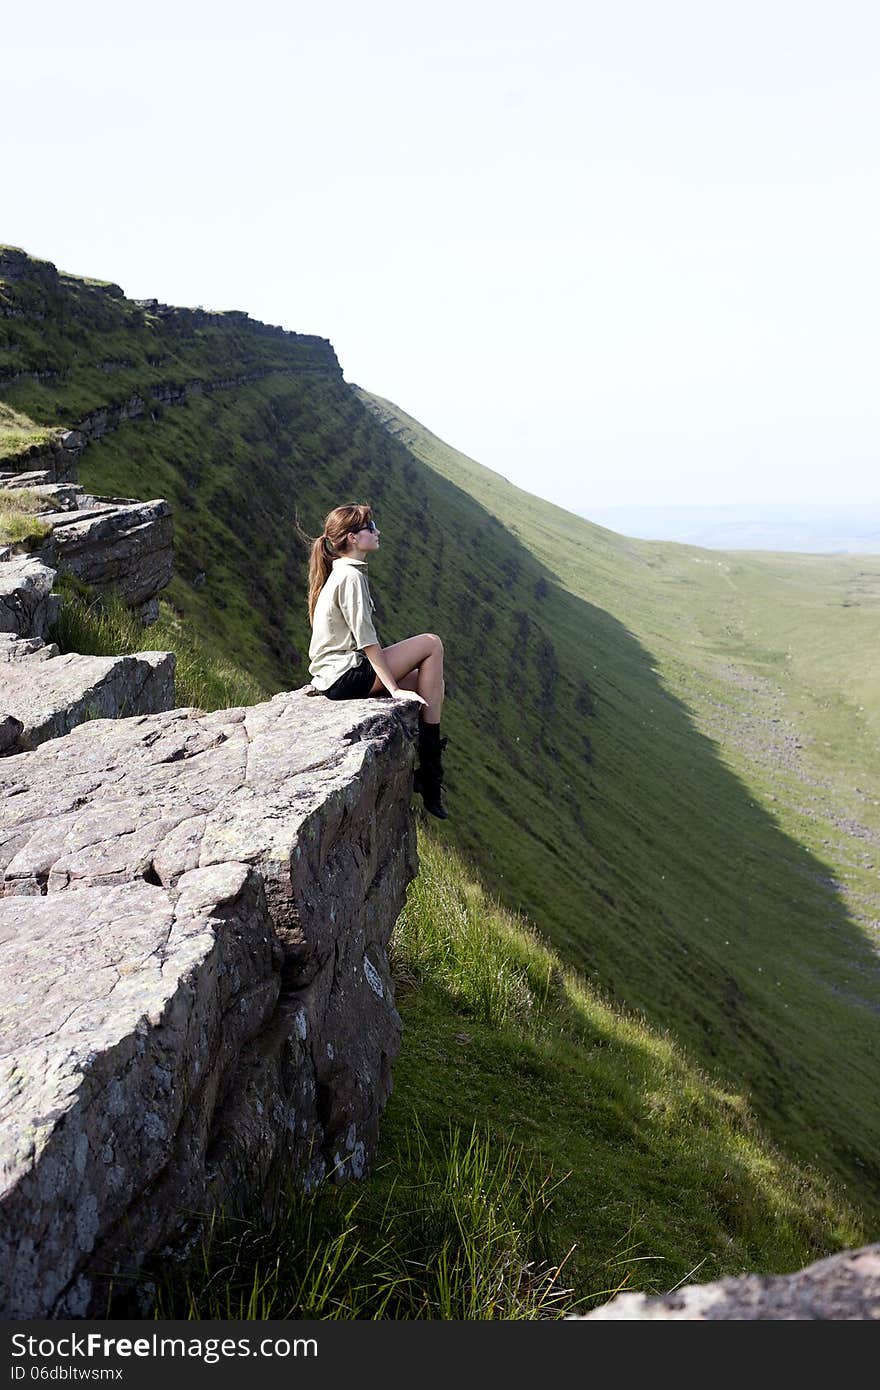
left=51, top=581, right=268, bottom=712
left=143, top=828, right=861, bottom=1318
left=0, top=485, right=54, bottom=546
left=0, top=402, right=57, bottom=459
left=147, top=1119, right=573, bottom=1320
left=0, top=486, right=54, bottom=514
left=386, top=833, right=862, bottom=1294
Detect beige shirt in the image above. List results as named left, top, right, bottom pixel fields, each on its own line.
left=308, top=557, right=381, bottom=690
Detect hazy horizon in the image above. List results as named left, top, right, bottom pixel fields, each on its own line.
left=582, top=500, right=880, bottom=553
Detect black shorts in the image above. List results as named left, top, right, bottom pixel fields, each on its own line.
left=321, top=653, right=377, bottom=700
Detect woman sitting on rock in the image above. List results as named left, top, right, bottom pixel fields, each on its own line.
left=305, top=502, right=448, bottom=819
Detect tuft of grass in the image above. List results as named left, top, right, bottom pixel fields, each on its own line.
left=0, top=403, right=57, bottom=462
left=0, top=487, right=54, bottom=546
left=0, top=485, right=55, bottom=514
left=51, top=581, right=269, bottom=712
left=393, top=839, right=539, bottom=1031
left=0, top=515, right=52, bottom=547
left=147, top=1120, right=576, bottom=1320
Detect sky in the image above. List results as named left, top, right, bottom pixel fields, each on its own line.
left=4, top=0, right=879, bottom=512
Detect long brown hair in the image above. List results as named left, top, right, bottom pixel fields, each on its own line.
left=304, top=502, right=374, bottom=625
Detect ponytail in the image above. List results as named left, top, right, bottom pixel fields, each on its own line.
left=307, top=535, right=335, bottom=625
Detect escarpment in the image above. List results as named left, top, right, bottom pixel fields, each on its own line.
left=5, top=244, right=880, bottom=1323
left=0, top=339, right=420, bottom=1314
left=0, top=691, right=419, bottom=1318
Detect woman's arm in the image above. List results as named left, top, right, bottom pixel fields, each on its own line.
left=361, top=642, right=402, bottom=695
left=364, top=643, right=426, bottom=704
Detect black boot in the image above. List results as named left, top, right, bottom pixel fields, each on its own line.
left=415, top=722, right=449, bottom=819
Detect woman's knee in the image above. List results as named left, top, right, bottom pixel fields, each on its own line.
left=424, top=632, right=444, bottom=657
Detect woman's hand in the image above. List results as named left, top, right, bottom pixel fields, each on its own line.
left=391, top=688, right=428, bottom=706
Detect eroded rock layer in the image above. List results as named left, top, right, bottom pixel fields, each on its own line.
left=0, top=691, right=418, bottom=1317
left=40, top=498, right=174, bottom=615
left=0, top=650, right=175, bottom=753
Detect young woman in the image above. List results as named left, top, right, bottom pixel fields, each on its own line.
left=306, top=503, right=448, bottom=819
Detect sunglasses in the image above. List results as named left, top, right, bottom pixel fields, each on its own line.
left=357, top=520, right=378, bottom=533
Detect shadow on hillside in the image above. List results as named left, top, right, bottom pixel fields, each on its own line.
left=373, top=447, right=880, bottom=1227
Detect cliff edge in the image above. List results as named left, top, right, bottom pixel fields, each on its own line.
left=0, top=691, right=419, bottom=1317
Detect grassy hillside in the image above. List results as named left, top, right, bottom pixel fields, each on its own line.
left=2, top=249, right=877, bottom=1284
left=356, top=390, right=880, bottom=1227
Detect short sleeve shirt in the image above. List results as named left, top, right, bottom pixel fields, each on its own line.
left=308, top=557, right=380, bottom=690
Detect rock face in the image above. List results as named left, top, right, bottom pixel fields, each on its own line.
left=39, top=499, right=174, bottom=615
left=0, top=649, right=175, bottom=752
left=0, top=432, right=84, bottom=485
left=0, top=715, right=23, bottom=753
left=0, top=546, right=176, bottom=754
left=578, top=1244, right=880, bottom=1319
left=0, top=691, right=419, bottom=1318
left=1, top=460, right=173, bottom=626
left=0, top=556, right=58, bottom=641
left=0, top=635, right=58, bottom=662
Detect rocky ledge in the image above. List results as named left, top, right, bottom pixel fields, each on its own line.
left=0, top=690, right=419, bottom=1318
left=0, top=556, right=58, bottom=642
left=0, top=551, right=176, bottom=755
left=579, top=1244, right=880, bottom=1319
left=39, top=497, right=174, bottom=621
left=0, top=649, right=175, bottom=753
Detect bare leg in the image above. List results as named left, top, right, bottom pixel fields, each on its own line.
left=366, top=633, right=445, bottom=723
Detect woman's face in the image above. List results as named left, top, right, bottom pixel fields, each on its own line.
left=350, top=517, right=381, bottom=554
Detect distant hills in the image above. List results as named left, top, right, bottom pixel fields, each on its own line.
left=580, top=502, right=880, bottom=554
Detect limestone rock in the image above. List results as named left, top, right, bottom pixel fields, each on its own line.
left=0, top=634, right=59, bottom=663
left=0, top=650, right=175, bottom=753
left=0, top=869, right=273, bottom=1319
left=0, top=471, right=54, bottom=489
left=578, top=1244, right=880, bottom=1319
left=0, top=555, right=59, bottom=640
left=0, top=690, right=419, bottom=1317
left=40, top=499, right=174, bottom=609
